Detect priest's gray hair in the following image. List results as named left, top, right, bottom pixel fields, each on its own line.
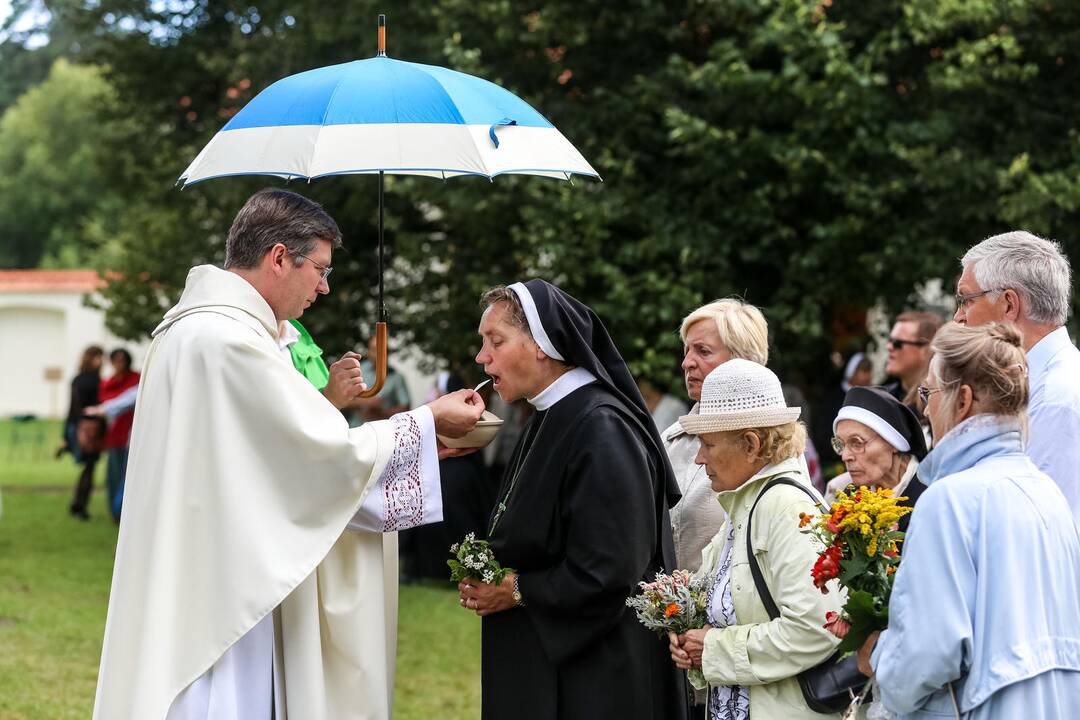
left=480, top=285, right=531, bottom=337
left=961, top=231, right=1072, bottom=326
left=225, top=188, right=343, bottom=270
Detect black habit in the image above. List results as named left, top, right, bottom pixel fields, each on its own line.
left=481, top=280, right=685, bottom=720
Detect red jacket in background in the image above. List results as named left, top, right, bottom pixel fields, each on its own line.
left=100, top=371, right=140, bottom=450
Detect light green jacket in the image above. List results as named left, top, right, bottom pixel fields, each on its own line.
left=689, top=457, right=843, bottom=720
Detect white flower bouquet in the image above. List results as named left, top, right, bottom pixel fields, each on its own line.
left=447, top=532, right=514, bottom=585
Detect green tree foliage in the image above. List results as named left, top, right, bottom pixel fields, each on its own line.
left=0, top=58, right=122, bottom=268
left=36, top=0, right=1080, bottom=393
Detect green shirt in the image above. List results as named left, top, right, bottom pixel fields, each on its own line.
left=286, top=319, right=329, bottom=390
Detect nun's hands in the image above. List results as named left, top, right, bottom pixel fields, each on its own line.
left=429, top=389, right=486, bottom=437
left=458, top=574, right=517, bottom=617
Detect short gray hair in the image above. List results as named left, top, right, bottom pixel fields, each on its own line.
left=224, top=188, right=343, bottom=270
left=961, top=231, right=1072, bottom=325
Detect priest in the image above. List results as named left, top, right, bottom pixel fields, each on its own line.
left=92, top=188, right=484, bottom=720
left=459, top=280, right=687, bottom=720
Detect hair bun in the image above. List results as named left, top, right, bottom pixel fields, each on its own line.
left=988, top=322, right=1023, bottom=348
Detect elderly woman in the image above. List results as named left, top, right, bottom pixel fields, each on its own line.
left=858, top=322, right=1080, bottom=718
left=669, top=359, right=843, bottom=719
left=825, top=386, right=928, bottom=532
left=663, top=300, right=772, bottom=717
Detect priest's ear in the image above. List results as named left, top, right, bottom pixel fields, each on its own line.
left=266, top=243, right=291, bottom=276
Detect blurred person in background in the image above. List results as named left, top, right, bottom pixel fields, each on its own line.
left=638, top=376, right=689, bottom=433
left=884, top=311, right=943, bottom=410
left=859, top=322, right=1080, bottom=718
left=62, top=345, right=105, bottom=520
left=813, top=351, right=873, bottom=473
left=954, top=230, right=1080, bottom=524
left=661, top=298, right=769, bottom=718
left=99, top=347, right=140, bottom=522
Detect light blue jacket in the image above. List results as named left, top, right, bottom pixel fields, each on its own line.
left=871, top=414, right=1080, bottom=719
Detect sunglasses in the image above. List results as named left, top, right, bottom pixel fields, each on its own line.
left=887, top=337, right=929, bottom=350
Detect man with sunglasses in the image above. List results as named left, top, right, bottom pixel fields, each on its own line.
left=956, top=230, right=1080, bottom=524
left=884, top=310, right=943, bottom=412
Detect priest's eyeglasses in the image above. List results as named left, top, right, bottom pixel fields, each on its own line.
left=830, top=435, right=876, bottom=455
left=294, top=252, right=334, bottom=280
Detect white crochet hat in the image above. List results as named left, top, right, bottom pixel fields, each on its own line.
left=679, top=359, right=801, bottom=434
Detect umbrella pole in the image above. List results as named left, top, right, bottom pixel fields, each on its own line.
left=360, top=169, right=389, bottom=398
left=379, top=169, right=385, bottom=321
left=359, top=16, right=390, bottom=399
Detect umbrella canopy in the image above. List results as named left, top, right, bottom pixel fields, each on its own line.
left=177, top=17, right=599, bottom=398
left=179, top=56, right=599, bottom=185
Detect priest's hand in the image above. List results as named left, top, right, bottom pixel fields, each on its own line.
left=428, top=389, right=485, bottom=438
left=458, top=574, right=517, bottom=617
left=669, top=625, right=711, bottom=670
left=323, top=351, right=367, bottom=409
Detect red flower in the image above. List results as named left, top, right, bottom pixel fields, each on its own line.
left=664, top=603, right=681, bottom=618
left=799, top=512, right=814, bottom=528
left=823, top=611, right=851, bottom=638
left=811, top=545, right=843, bottom=593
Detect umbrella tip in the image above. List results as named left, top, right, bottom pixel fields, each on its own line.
left=377, top=14, right=386, bottom=56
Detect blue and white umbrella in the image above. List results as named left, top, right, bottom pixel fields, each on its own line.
left=178, top=16, right=598, bottom=395
left=179, top=26, right=597, bottom=183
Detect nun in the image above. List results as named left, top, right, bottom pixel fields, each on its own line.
left=457, top=280, right=686, bottom=720
left=824, top=386, right=928, bottom=532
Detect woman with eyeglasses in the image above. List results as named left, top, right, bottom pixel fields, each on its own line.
left=823, top=387, right=928, bottom=533
left=857, top=322, right=1080, bottom=719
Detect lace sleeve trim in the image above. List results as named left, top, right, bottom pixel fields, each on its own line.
left=382, top=412, right=425, bottom=531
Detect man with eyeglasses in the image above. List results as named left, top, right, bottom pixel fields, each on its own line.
left=956, top=230, right=1080, bottom=524
left=94, top=188, right=487, bottom=720
left=884, top=310, right=943, bottom=413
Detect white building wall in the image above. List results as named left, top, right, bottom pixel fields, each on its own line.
left=0, top=291, right=148, bottom=419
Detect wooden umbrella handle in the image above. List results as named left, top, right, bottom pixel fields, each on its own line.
left=358, top=321, right=388, bottom=398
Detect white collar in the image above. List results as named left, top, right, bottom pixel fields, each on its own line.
left=277, top=320, right=301, bottom=351
left=1026, top=326, right=1071, bottom=379
left=529, top=367, right=597, bottom=410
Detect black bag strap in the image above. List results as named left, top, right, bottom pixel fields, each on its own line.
left=745, top=477, right=828, bottom=621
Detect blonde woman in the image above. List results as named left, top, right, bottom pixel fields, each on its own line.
left=666, top=299, right=769, bottom=573
left=858, top=323, right=1080, bottom=718
left=669, top=360, right=843, bottom=719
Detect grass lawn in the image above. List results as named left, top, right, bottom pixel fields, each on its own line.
left=0, top=419, right=481, bottom=720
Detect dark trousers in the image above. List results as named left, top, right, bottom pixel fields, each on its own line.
left=67, top=421, right=100, bottom=515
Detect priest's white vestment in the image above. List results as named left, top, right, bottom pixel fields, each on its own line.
left=92, top=265, right=442, bottom=720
